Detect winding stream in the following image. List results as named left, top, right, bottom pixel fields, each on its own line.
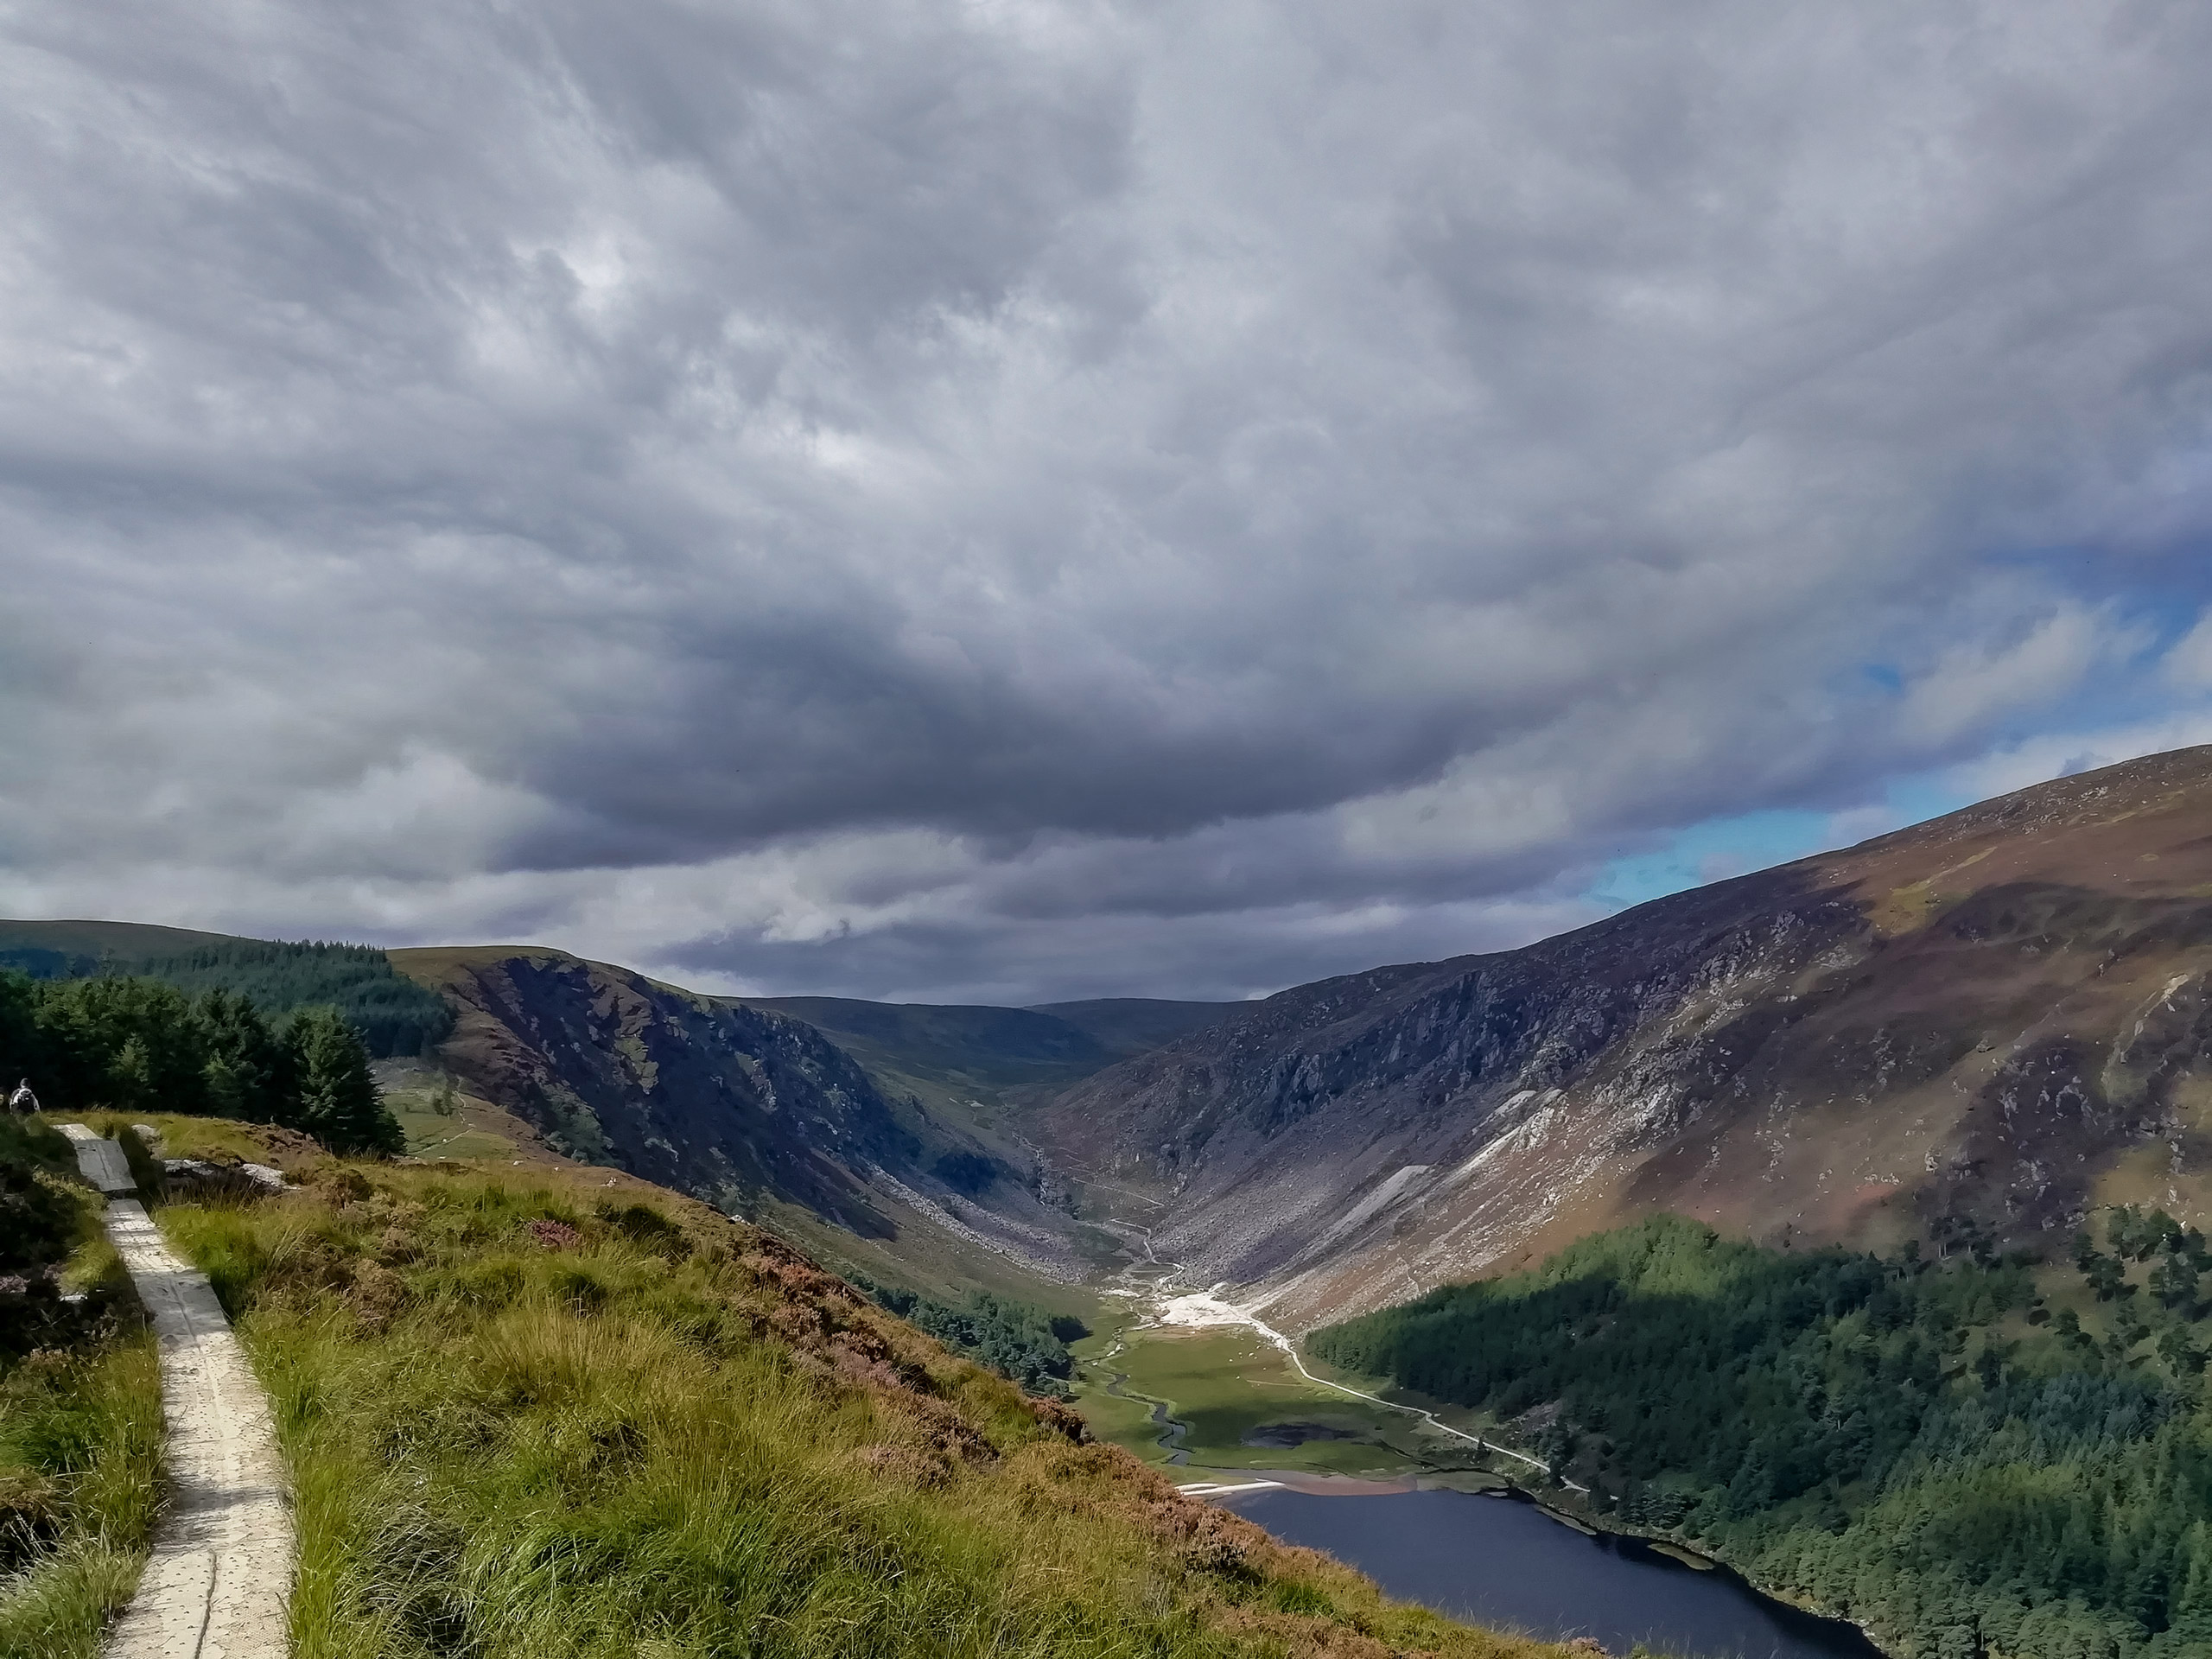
left=1096, top=1343, right=1192, bottom=1464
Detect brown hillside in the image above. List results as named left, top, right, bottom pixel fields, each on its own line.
left=1039, top=745, right=2212, bottom=1328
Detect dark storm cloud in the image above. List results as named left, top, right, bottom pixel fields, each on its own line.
left=8, top=0, right=2212, bottom=1001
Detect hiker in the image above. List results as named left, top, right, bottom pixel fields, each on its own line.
left=8, top=1078, right=38, bottom=1116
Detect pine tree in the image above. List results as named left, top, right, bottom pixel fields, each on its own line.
left=32, top=976, right=208, bottom=1113
left=2152, top=1253, right=2199, bottom=1311
left=2171, top=1522, right=2212, bottom=1646
left=284, top=1007, right=403, bottom=1156
left=202, top=1052, right=245, bottom=1121
left=107, top=1036, right=154, bottom=1113
left=2157, top=1325, right=2203, bottom=1377
left=76, top=938, right=453, bottom=1056
left=198, top=988, right=286, bottom=1123
left=2087, top=1253, right=2128, bottom=1301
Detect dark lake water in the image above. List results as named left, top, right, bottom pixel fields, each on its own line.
left=1222, top=1487, right=1883, bottom=1659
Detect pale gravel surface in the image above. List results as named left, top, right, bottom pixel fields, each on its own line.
left=59, top=1126, right=293, bottom=1658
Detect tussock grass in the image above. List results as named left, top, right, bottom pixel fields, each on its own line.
left=0, top=1117, right=101, bottom=1274
left=162, top=1158, right=1569, bottom=1659
left=0, top=1221, right=162, bottom=1659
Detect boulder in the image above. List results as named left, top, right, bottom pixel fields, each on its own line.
left=161, top=1159, right=287, bottom=1202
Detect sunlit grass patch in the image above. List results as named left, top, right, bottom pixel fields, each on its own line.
left=159, top=1159, right=1567, bottom=1659
left=1074, top=1322, right=1429, bottom=1477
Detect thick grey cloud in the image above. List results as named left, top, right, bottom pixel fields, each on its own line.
left=6, top=0, right=2212, bottom=1001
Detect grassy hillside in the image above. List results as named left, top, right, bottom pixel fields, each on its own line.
left=392, top=948, right=1121, bottom=1306
left=0, top=919, right=240, bottom=979
left=0, top=1116, right=162, bottom=1659
left=373, top=1051, right=1107, bottom=1323
left=131, top=1116, right=1563, bottom=1659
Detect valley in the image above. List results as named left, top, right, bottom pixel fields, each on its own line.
left=1069, top=1317, right=1497, bottom=1481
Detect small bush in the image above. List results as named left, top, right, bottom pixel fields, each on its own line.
left=0, top=1268, right=162, bottom=1656
left=0, top=1118, right=94, bottom=1274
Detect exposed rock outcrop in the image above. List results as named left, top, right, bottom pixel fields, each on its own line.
left=391, top=946, right=1090, bottom=1279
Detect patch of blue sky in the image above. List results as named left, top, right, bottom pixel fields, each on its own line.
left=1583, top=576, right=2212, bottom=918
left=1855, top=601, right=2186, bottom=747
left=1585, top=774, right=1978, bottom=912
left=1985, top=547, right=2212, bottom=620
left=1879, top=774, right=1975, bottom=828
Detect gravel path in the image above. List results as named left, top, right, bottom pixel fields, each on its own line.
left=59, top=1126, right=294, bottom=1658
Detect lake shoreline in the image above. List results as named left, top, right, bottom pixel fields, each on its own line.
left=1205, top=1477, right=1896, bottom=1659
left=1091, top=1288, right=1891, bottom=1653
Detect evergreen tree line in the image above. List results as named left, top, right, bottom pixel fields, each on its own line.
left=12, top=940, right=455, bottom=1058
left=855, top=1279, right=1089, bottom=1396
left=0, top=970, right=404, bottom=1155
left=1310, top=1212, right=2212, bottom=1659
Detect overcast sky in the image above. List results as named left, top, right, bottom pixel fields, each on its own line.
left=6, top=1, right=2212, bottom=1004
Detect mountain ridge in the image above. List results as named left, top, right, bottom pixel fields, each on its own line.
left=1038, top=744, right=2212, bottom=1328
left=0, top=917, right=255, bottom=981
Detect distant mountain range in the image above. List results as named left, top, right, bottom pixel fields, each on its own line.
left=16, top=743, right=2212, bottom=1328
left=732, top=994, right=1232, bottom=1116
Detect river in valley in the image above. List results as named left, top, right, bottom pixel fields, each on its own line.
left=1220, top=1486, right=1882, bottom=1659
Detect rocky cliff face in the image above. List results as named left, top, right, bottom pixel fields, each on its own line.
left=1041, top=746, right=2212, bottom=1328
left=391, top=947, right=1091, bottom=1281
